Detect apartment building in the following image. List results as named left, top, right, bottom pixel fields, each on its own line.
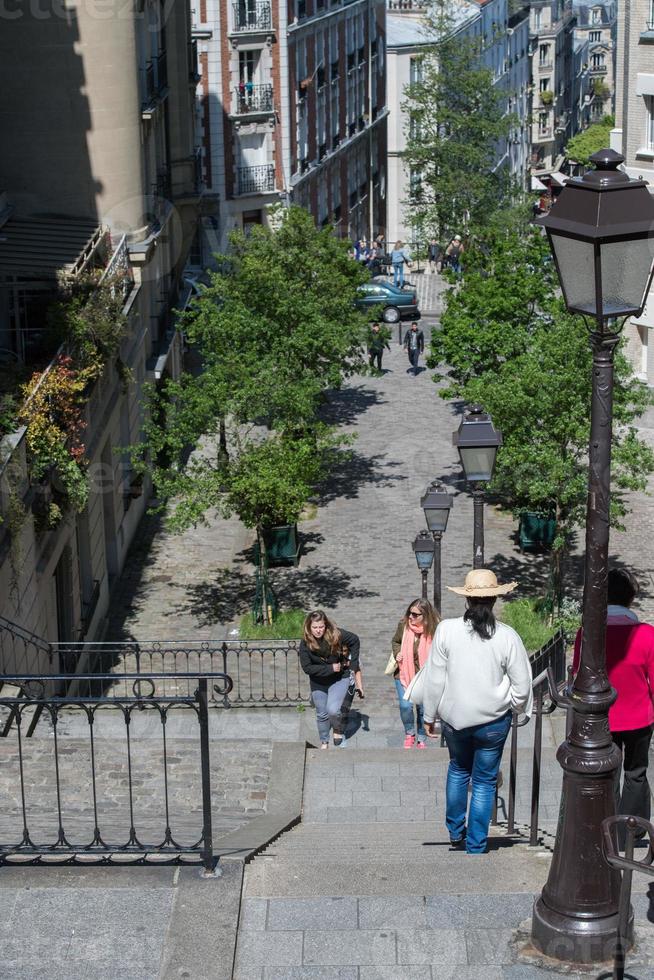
left=386, top=0, right=530, bottom=243
left=611, top=0, right=654, bottom=383
left=195, top=0, right=388, bottom=249
left=0, top=1, right=200, bottom=651
left=529, top=0, right=576, bottom=174
left=574, top=1, right=616, bottom=120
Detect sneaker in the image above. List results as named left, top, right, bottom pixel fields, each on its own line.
left=403, top=734, right=416, bottom=749
left=320, top=742, right=329, bottom=750
left=416, top=740, right=427, bottom=749
left=333, top=735, right=346, bottom=748
left=450, top=830, right=467, bottom=848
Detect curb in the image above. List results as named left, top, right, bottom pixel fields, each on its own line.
left=213, top=740, right=308, bottom=861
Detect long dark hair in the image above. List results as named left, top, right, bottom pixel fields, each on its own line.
left=401, top=598, right=439, bottom=641
left=464, top=598, right=497, bottom=640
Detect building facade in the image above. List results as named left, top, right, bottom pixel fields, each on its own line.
left=529, top=0, right=576, bottom=174
left=573, top=1, right=617, bottom=121
left=611, top=0, right=654, bottom=383
left=195, top=0, right=388, bottom=249
left=0, top=0, right=200, bottom=652
left=386, top=0, right=530, bottom=244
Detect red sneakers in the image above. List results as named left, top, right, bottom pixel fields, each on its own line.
left=403, top=734, right=416, bottom=749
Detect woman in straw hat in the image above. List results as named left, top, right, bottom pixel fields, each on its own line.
left=421, top=569, right=533, bottom=854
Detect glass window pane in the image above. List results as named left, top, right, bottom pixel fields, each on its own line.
left=459, top=446, right=496, bottom=482
left=550, top=235, right=597, bottom=313
left=600, top=239, right=654, bottom=316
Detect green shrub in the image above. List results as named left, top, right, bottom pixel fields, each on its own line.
left=238, top=608, right=306, bottom=640
left=500, top=598, right=555, bottom=652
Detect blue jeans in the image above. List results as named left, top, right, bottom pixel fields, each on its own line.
left=312, top=675, right=351, bottom=743
left=393, top=263, right=404, bottom=287
left=442, top=711, right=512, bottom=853
left=394, top=678, right=426, bottom=739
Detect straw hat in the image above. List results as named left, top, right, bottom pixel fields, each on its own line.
left=447, top=568, right=517, bottom=597
left=454, top=234, right=462, bottom=241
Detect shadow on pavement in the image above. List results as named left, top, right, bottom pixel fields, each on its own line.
left=319, top=384, right=386, bottom=426
left=315, top=450, right=406, bottom=504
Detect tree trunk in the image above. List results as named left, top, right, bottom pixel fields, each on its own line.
left=218, top=417, right=229, bottom=464
left=256, top=526, right=272, bottom=625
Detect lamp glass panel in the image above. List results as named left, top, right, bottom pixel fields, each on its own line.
left=459, top=445, right=496, bottom=482
left=424, top=508, right=450, bottom=533
left=415, top=551, right=434, bottom=571
left=549, top=235, right=597, bottom=313
left=600, top=239, right=654, bottom=316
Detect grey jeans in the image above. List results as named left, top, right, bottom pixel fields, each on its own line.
left=312, top=675, right=351, bottom=743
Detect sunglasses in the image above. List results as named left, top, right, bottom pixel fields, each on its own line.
left=408, top=611, right=423, bottom=619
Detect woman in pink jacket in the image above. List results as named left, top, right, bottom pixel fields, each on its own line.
left=573, top=568, right=654, bottom=824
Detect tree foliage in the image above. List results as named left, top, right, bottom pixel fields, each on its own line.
left=134, top=206, right=368, bottom=561
left=565, top=116, right=614, bottom=168
left=429, top=227, right=654, bottom=606
left=403, top=2, right=514, bottom=239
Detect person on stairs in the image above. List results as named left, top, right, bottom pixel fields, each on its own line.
left=300, top=610, right=362, bottom=749
left=421, top=569, right=533, bottom=854
left=390, top=598, right=439, bottom=749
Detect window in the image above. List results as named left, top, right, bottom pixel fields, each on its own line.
left=540, top=77, right=550, bottom=91
left=539, top=44, right=550, bottom=66
left=409, top=56, right=423, bottom=85
left=591, top=53, right=605, bottom=70
left=591, top=6, right=602, bottom=24
left=589, top=30, right=601, bottom=42
left=646, top=96, right=654, bottom=151
left=538, top=111, right=549, bottom=133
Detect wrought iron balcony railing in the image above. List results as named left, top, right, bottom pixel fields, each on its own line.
left=237, top=163, right=275, bottom=195
left=232, top=1, right=272, bottom=32
left=233, top=83, right=274, bottom=114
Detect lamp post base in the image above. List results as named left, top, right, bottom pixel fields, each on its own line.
left=531, top=897, right=629, bottom=965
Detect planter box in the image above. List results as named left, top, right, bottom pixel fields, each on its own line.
left=519, top=513, right=556, bottom=552
left=260, top=523, right=301, bottom=567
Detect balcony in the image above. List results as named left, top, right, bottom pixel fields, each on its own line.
left=537, top=60, right=553, bottom=71
left=589, top=63, right=607, bottom=75
left=232, top=1, right=272, bottom=32
left=237, top=164, right=275, bottom=196
left=233, top=83, right=274, bottom=116
left=142, top=51, right=168, bottom=111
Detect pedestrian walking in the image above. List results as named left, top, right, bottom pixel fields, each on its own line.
left=389, top=599, right=439, bottom=749
left=573, top=568, right=654, bottom=833
left=403, top=322, right=424, bottom=375
left=299, top=610, right=363, bottom=749
left=390, top=240, right=412, bottom=288
left=367, top=322, right=391, bottom=373
left=427, top=238, right=442, bottom=274
left=420, top=569, right=533, bottom=854
left=444, top=235, right=464, bottom=275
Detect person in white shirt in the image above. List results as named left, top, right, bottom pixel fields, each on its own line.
left=422, top=569, right=533, bottom=853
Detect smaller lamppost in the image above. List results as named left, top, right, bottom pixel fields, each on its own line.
left=452, top=406, right=502, bottom=569
left=420, top=483, right=454, bottom=613
left=412, top=531, right=435, bottom=600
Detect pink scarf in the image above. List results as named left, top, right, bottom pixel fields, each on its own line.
left=398, top=623, right=431, bottom=690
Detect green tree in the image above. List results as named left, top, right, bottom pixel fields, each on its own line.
left=403, top=2, right=515, bottom=239
left=429, top=229, right=654, bottom=608
left=133, top=207, right=368, bottom=621
left=565, top=116, right=614, bottom=168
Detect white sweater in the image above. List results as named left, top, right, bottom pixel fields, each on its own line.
left=421, top=617, right=534, bottom=729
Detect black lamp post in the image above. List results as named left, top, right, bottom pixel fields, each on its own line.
left=531, top=149, right=654, bottom=963
left=412, top=531, right=435, bottom=600
left=452, top=406, right=502, bottom=569
left=420, top=483, right=453, bottom=613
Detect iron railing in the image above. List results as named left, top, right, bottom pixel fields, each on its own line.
left=232, top=1, right=271, bottom=31
left=0, top=671, right=232, bottom=871
left=496, top=630, right=567, bottom=844
left=0, top=618, right=309, bottom=713
left=237, top=163, right=275, bottom=195
left=602, top=814, right=654, bottom=980
left=233, top=83, right=274, bottom=114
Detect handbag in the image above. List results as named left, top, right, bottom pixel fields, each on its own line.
left=384, top=652, right=397, bottom=676
left=403, top=665, right=426, bottom=704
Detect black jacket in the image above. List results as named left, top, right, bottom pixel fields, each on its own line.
left=403, top=328, right=424, bottom=353
left=299, top=628, right=360, bottom=691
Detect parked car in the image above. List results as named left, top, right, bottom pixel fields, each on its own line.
left=356, top=280, right=421, bottom=323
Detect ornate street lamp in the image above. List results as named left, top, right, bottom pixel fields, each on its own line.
left=412, top=530, right=435, bottom=600
left=532, top=149, right=654, bottom=964
left=420, top=483, right=453, bottom=613
left=452, top=406, right=502, bottom=569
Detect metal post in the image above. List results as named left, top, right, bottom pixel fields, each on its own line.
left=432, top=532, right=442, bottom=613
left=420, top=569, right=428, bottom=600
left=613, top=818, right=637, bottom=980
left=532, top=328, right=622, bottom=962
left=197, top=678, right=219, bottom=877
left=529, top=686, right=543, bottom=846
left=507, top=713, right=518, bottom=835
left=472, top=485, right=484, bottom=569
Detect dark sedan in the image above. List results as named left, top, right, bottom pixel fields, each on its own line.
left=356, top=280, right=421, bottom=323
